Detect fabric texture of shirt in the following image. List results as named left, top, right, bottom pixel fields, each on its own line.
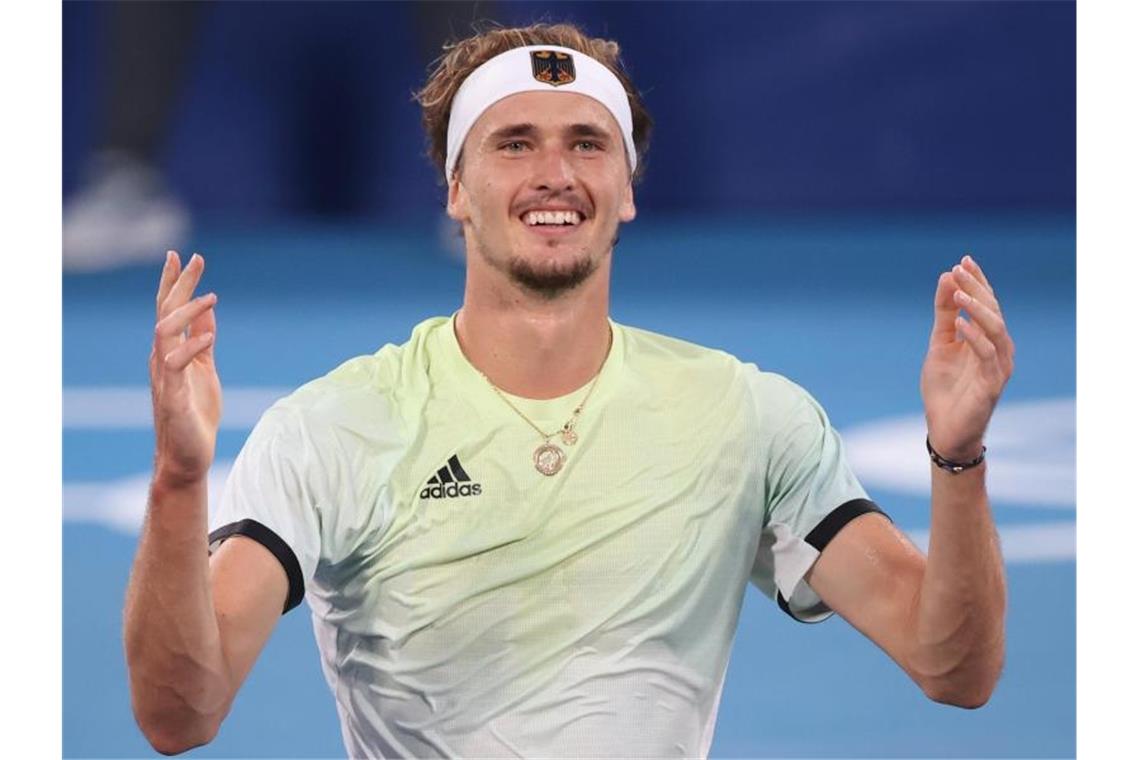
left=208, top=315, right=883, bottom=758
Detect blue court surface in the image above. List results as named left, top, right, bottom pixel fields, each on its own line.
left=63, top=212, right=1074, bottom=758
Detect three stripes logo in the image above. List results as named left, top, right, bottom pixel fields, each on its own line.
left=420, top=454, right=483, bottom=499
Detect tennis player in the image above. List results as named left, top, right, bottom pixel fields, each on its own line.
left=124, top=23, right=1013, bottom=757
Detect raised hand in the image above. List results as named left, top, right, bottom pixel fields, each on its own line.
left=921, top=254, right=1015, bottom=462
left=149, top=251, right=222, bottom=487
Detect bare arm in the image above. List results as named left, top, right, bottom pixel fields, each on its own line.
left=123, top=252, right=287, bottom=754
left=916, top=461, right=1006, bottom=704
left=806, top=255, right=1012, bottom=707
left=805, top=473, right=1005, bottom=707
left=124, top=479, right=288, bottom=754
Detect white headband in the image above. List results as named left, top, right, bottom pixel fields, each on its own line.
left=444, top=44, right=637, bottom=179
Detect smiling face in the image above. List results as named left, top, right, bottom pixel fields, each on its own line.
left=447, top=91, right=637, bottom=299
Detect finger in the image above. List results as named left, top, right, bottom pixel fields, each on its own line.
left=155, top=251, right=181, bottom=320
left=188, top=295, right=218, bottom=362
left=961, top=253, right=995, bottom=295
left=163, top=332, right=215, bottom=373
left=159, top=252, right=206, bottom=318
left=930, top=271, right=959, bottom=347
left=954, top=290, right=1014, bottom=369
left=952, top=264, right=1000, bottom=314
left=155, top=293, right=217, bottom=358
left=955, top=316, right=1002, bottom=383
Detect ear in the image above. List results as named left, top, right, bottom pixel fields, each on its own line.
left=618, top=179, right=636, bottom=223
left=446, top=174, right=469, bottom=223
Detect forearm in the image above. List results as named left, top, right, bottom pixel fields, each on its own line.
left=123, top=475, right=230, bottom=751
left=912, top=460, right=1007, bottom=706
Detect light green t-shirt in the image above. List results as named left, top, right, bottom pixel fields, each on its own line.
left=208, top=316, right=881, bottom=758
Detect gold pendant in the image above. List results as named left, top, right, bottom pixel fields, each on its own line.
left=534, top=442, right=566, bottom=476
left=560, top=428, right=578, bottom=446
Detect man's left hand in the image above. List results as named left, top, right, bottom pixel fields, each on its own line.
left=921, top=255, right=1015, bottom=462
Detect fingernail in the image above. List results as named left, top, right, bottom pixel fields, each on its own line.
left=955, top=290, right=970, bottom=303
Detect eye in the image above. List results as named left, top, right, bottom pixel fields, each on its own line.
left=501, top=141, right=529, bottom=153
left=575, top=141, right=600, bottom=152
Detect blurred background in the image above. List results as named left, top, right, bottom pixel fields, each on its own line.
left=62, top=1, right=1074, bottom=757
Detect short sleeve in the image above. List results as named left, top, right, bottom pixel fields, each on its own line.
left=746, top=371, right=889, bottom=623
left=208, top=404, right=321, bottom=615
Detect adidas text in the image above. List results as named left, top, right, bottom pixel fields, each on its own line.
left=421, top=454, right=482, bottom=499
left=420, top=482, right=483, bottom=499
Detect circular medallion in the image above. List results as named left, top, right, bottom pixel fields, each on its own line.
left=534, top=442, right=566, bottom=476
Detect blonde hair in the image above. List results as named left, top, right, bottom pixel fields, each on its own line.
left=414, top=22, right=653, bottom=183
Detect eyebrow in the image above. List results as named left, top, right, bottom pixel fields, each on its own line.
left=483, top=122, right=615, bottom=145
left=566, top=123, right=612, bottom=141
left=484, top=123, right=539, bottom=144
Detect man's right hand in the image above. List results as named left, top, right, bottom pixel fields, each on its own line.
left=131, top=250, right=288, bottom=755
left=150, top=250, right=222, bottom=488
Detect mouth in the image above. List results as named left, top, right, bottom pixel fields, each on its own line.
left=518, top=208, right=586, bottom=237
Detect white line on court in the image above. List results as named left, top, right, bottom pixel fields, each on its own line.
left=62, top=462, right=1075, bottom=564
left=843, top=397, right=1075, bottom=509
left=64, top=386, right=293, bottom=430
left=905, top=522, right=1075, bottom=564
left=63, top=388, right=1076, bottom=563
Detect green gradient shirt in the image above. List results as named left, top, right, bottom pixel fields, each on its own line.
left=209, top=316, right=880, bottom=758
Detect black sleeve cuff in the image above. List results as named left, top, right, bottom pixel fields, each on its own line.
left=776, top=498, right=890, bottom=623
left=208, top=519, right=306, bottom=614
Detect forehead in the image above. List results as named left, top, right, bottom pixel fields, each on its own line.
left=467, top=90, right=623, bottom=141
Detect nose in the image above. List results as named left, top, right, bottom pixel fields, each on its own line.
left=530, top=144, right=575, bottom=192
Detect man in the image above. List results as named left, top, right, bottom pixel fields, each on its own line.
left=124, top=22, right=1012, bottom=758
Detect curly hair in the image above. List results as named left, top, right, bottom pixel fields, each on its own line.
left=414, top=22, right=653, bottom=184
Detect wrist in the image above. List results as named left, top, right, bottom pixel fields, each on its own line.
left=151, top=461, right=209, bottom=495
left=926, top=434, right=984, bottom=464
left=926, top=436, right=987, bottom=473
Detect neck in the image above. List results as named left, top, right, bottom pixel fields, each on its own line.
left=455, top=256, right=612, bottom=400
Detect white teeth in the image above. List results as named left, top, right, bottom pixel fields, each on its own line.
left=524, top=210, right=581, bottom=226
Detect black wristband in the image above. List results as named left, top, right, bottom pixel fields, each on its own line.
left=926, top=436, right=986, bottom=473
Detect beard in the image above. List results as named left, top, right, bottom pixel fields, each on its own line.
left=466, top=214, right=620, bottom=299
left=503, top=251, right=599, bottom=299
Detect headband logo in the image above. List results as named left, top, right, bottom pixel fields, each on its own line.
left=530, top=50, right=576, bottom=87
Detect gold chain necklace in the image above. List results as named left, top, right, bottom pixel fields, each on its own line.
left=480, top=335, right=609, bottom=476
left=483, top=369, right=603, bottom=476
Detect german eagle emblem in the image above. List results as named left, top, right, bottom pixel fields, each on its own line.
left=530, top=50, right=576, bottom=87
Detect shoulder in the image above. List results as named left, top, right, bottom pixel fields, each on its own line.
left=742, top=367, right=817, bottom=412
left=619, top=323, right=828, bottom=429
left=262, top=317, right=450, bottom=446
left=618, top=323, right=801, bottom=396
left=620, top=322, right=735, bottom=362
left=743, top=367, right=833, bottom=435
left=618, top=323, right=744, bottom=384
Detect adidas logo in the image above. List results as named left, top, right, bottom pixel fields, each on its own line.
left=420, top=454, right=483, bottom=499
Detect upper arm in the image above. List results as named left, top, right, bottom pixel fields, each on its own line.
left=747, top=370, right=883, bottom=621
left=208, top=534, right=291, bottom=702
left=204, top=403, right=322, bottom=706
left=804, top=511, right=928, bottom=682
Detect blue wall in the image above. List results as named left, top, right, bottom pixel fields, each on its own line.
left=63, top=1, right=1075, bottom=217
